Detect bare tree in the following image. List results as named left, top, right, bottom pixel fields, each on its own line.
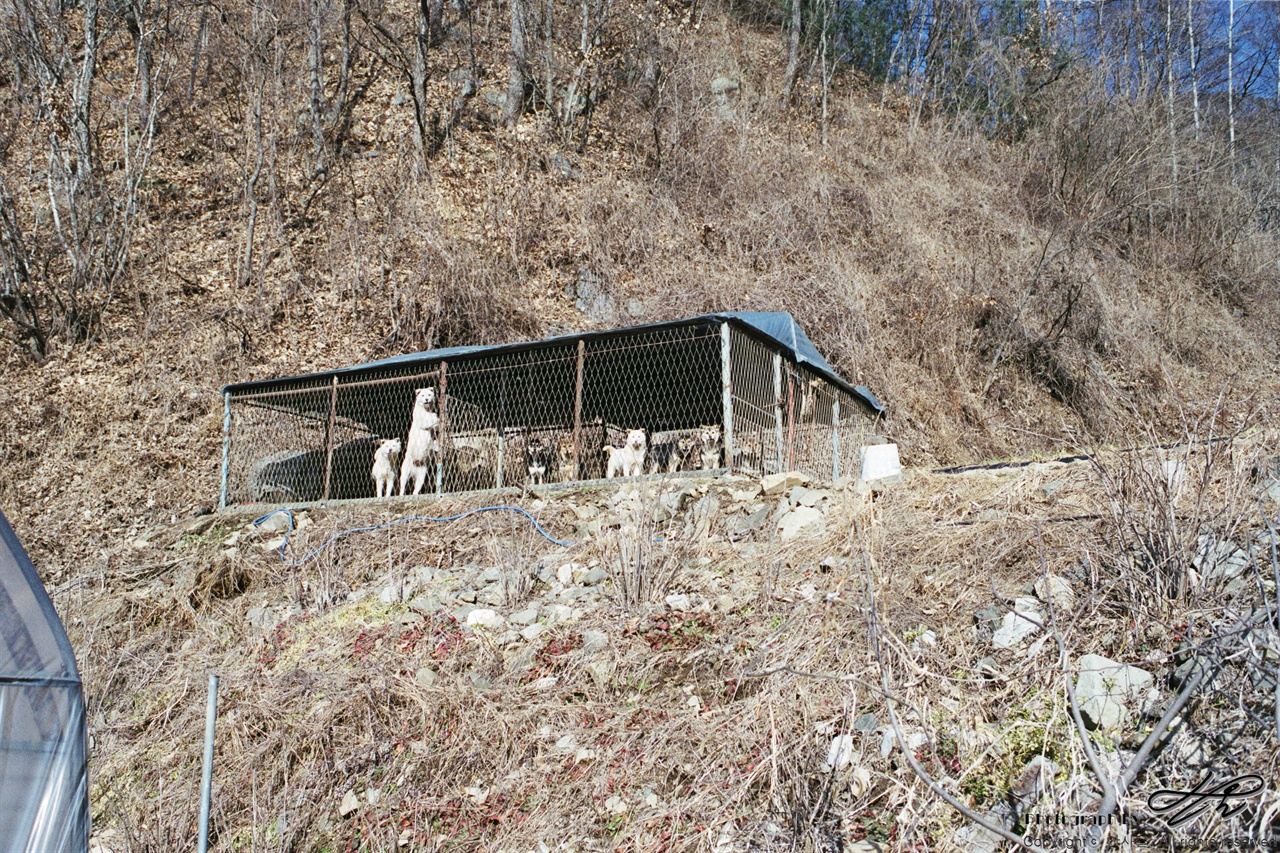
left=506, top=0, right=530, bottom=124
left=782, top=0, right=802, bottom=106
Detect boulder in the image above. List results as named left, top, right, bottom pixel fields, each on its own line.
left=761, top=471, right=809, bottom=496
left=1075, top=654, right=1154, bottom=730
left=778, top=506, right=824, bottom=541
left=991, top=598, right=1043, bottom=649
left=1033, top=575, right=1076, bottom=612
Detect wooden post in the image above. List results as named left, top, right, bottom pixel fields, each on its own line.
left=832, top=398, right=841, bottom=482
left=720, top=323, right=733, bottom=471
left=786, top=371, right=796, bottom=470
left=322, top=376, right=338, bottom=501
left=436, top=361, right=448, bottom=496
left=219, top=392, right=231, bottom=509
left=772, top=354, right=783, bottom=475
left=573, top=339, right=585, bottom=480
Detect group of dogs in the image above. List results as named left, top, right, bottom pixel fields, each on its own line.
left=369, top=387, right=726, bottom=497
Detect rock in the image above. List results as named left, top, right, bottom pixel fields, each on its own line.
left=952, top=825, right=1001, bottom=853
left=973, top=606, right=1005, bottom=627
left=880, top=729, right=928, bottom=759
left=859, top=443, right=901, bottom=484
left=824, top=735, right=857, bottom=772
left=761, top=471, right=809, bottom=496
left=543, top=603, right=574, bottom=624
left=1192, top=533, right=1252, bottom=584
left=465, top=608, right=505, bottom=629
left=793, top=487, right=832, bottom=508
left=778, top=506, right=825, bottom=541
left=246, top=606, right=282, bottom=632
left=408, top=595, right=442, bottom=615
left=556, top=563, right=576, bottom=585
left=415, top=667, right=438, bottom=688
left=974, top=656, right=1005, bottom=681
left=582, top=629, right=608, bottom=652
left=1033, top=575, right=1076, bottom=612
left=910, top=629, right=937, bottom=654
left=569, top=269, right=615, bottom=325
left=456, top=588, right=478, bottom=604
left=730, top=484, right=762, bottom=502
left=483, top=89, right=508, bottom=108
left=499, top=630, right=522, bottom=646
left=1037, top=480, right=1065, bottom=500
left=510, top=607, right=540, bottom=625
left=734, top=507, right=771, bottom=535
left=520, top=623, right=546, bottom=642
left=1171, top=655, right=1214, bottom=689
left=847, top=842, right=884, bottom=853
left=548, top=151, right=579, bottom=181
left=991, top=598, right=1043, bottom=649
left=531, top=676, right=559, bottom=691
left=339, top=790, right=360, bottom=818
left=1264, top=480, right=1280, bottom=503
left=451, top=605, right=476, bottom=623
left=664, top=593, right=691, bottom=611
left=853, top=713, right=879, bottom=733
left=583, top=567, right=607, bottom=586
left=476, top=586, right=505, bottom=606
left=256, top=512, right=294, bottom=535
left=710, top=74, right=739, bottom=96
left=820, top=555, right=846, bottom=572
left=479, top=568, right=502, bottom=583
left=1075, top=654, right=1154, bottom=730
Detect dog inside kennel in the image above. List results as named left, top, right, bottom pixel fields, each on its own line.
left=218, top=313, right=884, bottom=507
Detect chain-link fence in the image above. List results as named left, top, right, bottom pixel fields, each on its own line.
left=220, top=319, right=882, bottom=507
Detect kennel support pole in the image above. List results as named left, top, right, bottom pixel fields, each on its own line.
left=219, top=392, right=231, bottom=510
left=772, top=354, right=783, bottom=475
left=573, top=339, right=585, bottom=478
left=786, top=371, right=796, bottom=469
left=436, top=361, right=448, bottom=497
left=322, top=376, right=338, bottom=501
left=832, top=399, right=840, bottom=481
left=197, top=673, right=219, bottom=853
left=720, top=323, right=733, bottom=471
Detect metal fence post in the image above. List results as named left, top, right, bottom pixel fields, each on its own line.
left=219, top=392, right=231, bottom=509
left=786, top=371, right=796, bottom=470
left=720, top=323, right=733, bottom=471
left=436, top=361, right=448, bottom=496
left=573, top=340, right=585, bottom=480
left=322, top=376, right=338, bottom=501
left=832, top=398, right=841, bottom=482
left=197, top=674, right=219, bottom=853
left=772, top=354, right=783, bottom=476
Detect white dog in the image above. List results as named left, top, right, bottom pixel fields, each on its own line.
left=371, top=438, right=401, bottom=498
left=399, top=388, right=440, bottom=496
left=604, top=428, right=647, bottom=478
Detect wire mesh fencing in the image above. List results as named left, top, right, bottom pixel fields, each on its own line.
left=221, top=321, right=880, bottom=507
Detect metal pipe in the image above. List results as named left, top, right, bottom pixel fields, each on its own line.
left=832, top=399, right=841, bottom=482
left=197, top=674, right=219, bottom=853
left=436, top=362, right=448, bottom=496
left=773, top=354, right=783, bottom=476
left=720, top=323, right=734, bottom=472
left=219, top=393, right=231, bottom=510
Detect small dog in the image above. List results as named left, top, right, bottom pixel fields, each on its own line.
left=556, top=433, right=576, bottom=482
left=649, top=433, right=700, bottom=474
left=698, top=425, right=723, bottom=469
left=399, top=387, right=440, bottom=496
left=604, top=428, right=647, bottom=478
left=525, top=435, right=557, bottom=486
left=372, top=438, right=402, bottom=498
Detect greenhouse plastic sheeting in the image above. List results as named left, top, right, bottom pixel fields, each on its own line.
left=0, top=509, right=89, bottom=853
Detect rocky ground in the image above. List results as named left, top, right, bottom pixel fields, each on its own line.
left=69, top=434, right=1280, bottom=852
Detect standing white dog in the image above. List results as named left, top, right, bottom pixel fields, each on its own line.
left=604, top=428, right=647, bottom=478
left=399, top=388, right=440, bottom=496
left=371, top=438, right=402, bottom=498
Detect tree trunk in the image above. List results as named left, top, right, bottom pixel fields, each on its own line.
left=411, top=0, right=431, bottom=155
left=73, top=0, right=98, bottom=182
left=506, top=0, right=529, bottom=124
left=1186, top=0, right=1200, bottom=138
left=782, top=0, right=802, bottom=105
left=1228, top=0, right=1235, bottom=172
left=308, top=0, right=327, bottom=171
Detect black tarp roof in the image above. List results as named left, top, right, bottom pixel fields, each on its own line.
left=0, top=510, right=90, bottom=853
left=223, top=312, right=884, bottom=415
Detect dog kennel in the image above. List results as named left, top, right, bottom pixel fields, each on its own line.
left=218, top=313, right=885, bottom=507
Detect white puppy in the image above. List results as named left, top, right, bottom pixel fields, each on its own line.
left=399, top=388, right=440, bottom=496
left=698, top=425, right=723, bottom=470
left=604, top=428, right=647, bottom=478
left=371, top=438, right=402, bottom=498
